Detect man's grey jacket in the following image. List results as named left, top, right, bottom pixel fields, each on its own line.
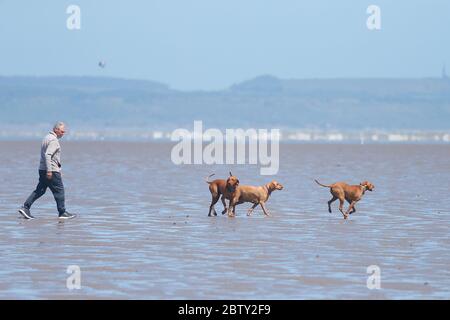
left=39, top=131, right=62, bottom=172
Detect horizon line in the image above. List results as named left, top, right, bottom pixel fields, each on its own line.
left=0, top=74, right=448, bottom=92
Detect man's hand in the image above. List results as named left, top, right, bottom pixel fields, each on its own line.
left=46, top=171, right=53, bottom=180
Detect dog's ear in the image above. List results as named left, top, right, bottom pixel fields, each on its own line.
left=361, top=181, right=372, bottom=188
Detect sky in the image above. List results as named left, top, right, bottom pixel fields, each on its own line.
left=0, top=0, right=449, bottom=90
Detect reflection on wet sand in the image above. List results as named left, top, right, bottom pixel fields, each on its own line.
left=0, top=142, right=449, bottom=299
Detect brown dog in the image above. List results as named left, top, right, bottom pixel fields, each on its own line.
left=205, top=172, right=240, bottom=216
left=227, top=180, right=284, bottom=217
left=315, top=179, right=374, bottom=219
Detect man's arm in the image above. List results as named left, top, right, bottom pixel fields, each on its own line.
left=45, top=139, right=58, bottom=179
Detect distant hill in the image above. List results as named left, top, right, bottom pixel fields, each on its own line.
left=1, top=75, right=449, bottom=131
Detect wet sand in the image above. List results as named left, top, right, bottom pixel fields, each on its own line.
left=0, top=141, right=449, bottom=299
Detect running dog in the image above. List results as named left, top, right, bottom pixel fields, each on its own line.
left=315, top=179, right=374, bottom=219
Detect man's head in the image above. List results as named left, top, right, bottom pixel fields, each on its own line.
left=53, top=122, right=66, bottom=138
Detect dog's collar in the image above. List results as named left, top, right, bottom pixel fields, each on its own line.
left=360, top=185, right=367, bottom=193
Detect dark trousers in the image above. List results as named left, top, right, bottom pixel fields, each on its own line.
left=24, top=170, right=66, bottom=215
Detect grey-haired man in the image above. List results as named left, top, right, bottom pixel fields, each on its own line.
left=19, top=122, right=76, bottom=220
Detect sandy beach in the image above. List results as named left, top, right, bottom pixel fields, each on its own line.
left=0, top=141, right=449, bottom=299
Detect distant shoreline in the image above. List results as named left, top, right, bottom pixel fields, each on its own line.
left=2, top=75, right=449, bottom=133
left=1, top=128, right=449, bottom=144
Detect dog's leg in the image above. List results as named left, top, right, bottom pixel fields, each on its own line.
left=220, top=195, right=227, bottom=215
left=228, top=205, right=236, bottom=217
left=247, top=203, right=259, bottom=216
left=349, top=205, right=356, bottom=215
left=328, top=196, right=337, bottom=213
left=208, top=194, right=220, bottom=217
left=228, top=198, right=237, bottom=217
left=338, top=198, right=348, bottom=219
left=260, top=202, right=271, bottom=216
left=346, top=201, right=357, bottom=216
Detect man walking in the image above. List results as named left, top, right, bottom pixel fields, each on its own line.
left=18, top=122, right=76, bottom=220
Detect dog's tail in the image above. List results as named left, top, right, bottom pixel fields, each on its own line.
left=205, top=173, right=215, bottom=184
left=314, top=179, right=332, bottom=188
